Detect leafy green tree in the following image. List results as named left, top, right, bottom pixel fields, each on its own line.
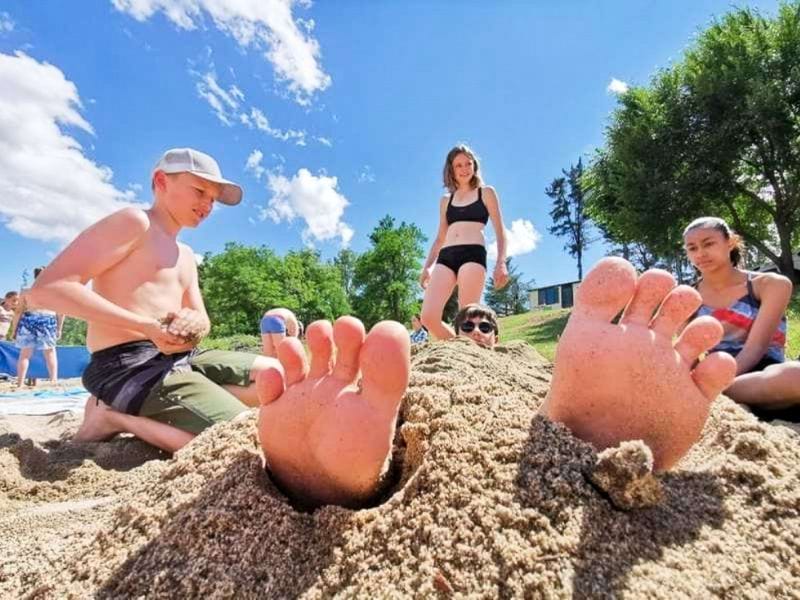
left=199, top=243, right=285, bottom=337
left=352, top=216, right=426, bottom=328
left=545, top=158, right=592, bottom=280
left=587, top=3, right=800, bottom=283
left=281, top=249, right=351, bottom=326
left=333, top=248, right=358, bottom=307
left=485, top=259, right=532, bottom=316
left=199, top=244, right=351, bottom=337
left=59, top=317, right=87, bottom=346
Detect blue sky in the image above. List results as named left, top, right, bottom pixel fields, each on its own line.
left=0, top=0, right=780, bottom=295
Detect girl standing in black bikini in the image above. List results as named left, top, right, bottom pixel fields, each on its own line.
left=419, top=145, right=509, bottom=339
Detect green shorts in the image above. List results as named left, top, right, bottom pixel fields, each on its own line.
left=138, top=349, right=258, bottom=434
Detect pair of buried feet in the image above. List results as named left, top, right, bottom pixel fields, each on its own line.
left=260, top=257, right=736, bottom=508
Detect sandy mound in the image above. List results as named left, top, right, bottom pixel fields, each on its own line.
left=2, top=340, right=799, bottom=598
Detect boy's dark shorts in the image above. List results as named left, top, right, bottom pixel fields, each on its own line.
left=139, top=349, right=257, bottom=434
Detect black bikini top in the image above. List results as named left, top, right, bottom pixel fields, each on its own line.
left=446, top=187, right=490, bottom=225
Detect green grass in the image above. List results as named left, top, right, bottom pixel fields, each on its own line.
left=500, top=291, right=800, bottom=363
left=498, top=308, right=571, bottom=361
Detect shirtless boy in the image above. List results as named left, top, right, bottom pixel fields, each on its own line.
left=28, top=149, right=277, bottom=452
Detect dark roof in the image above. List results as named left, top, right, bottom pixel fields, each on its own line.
left=756, top=251, right=800, bottom=273
left=530, top=280, right=581, bottom=291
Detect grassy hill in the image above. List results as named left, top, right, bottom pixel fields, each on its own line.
left=499, top=294, right=800, bottom=363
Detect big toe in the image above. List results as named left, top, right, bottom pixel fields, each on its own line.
left=574, top=257, right=637, bottom=322
left=360, top=320, right=411, bottom=402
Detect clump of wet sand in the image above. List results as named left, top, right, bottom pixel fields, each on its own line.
left=2, top=340, right=799, bottom=598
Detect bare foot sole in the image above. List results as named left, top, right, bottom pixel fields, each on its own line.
left=73, top=396, right=122, bottom=443
left=541, top=257, right=737, bottom=470
left=257, top=317, right=410, bottom=508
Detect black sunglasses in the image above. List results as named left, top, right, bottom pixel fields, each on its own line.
left=459, top=320, right=494, bottom=334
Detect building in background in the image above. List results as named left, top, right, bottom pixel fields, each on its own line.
left=529, top=280, right=580, bottom=310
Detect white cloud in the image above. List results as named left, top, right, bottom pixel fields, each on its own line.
left=262, top=168, right=353, bottom=246
left=487, top=219, right=541, bottom=261
left=112, top=0, right=331, bottom=105
left=193, top=70, right=308, bottom=144
left=607, top=78, right=629, bottom=95
left=245, top=149, right=265, bottom=180
left=357, top=165, right=375, bottom=184
left=0, top=12, right=14, bottom=33
left=0, top=51, right=143, bottom=245
left=315, top=136, right=332, bottom=147
left=248, top=107, right=306, bottom=145
left=195, top=71, right=242, bottom=125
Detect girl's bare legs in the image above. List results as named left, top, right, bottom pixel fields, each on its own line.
left=420, top=264, right=457, bottom=339
left=42, top=347, right=58, bottom=382
left=457, top=263, right=486, bottom=307
left=16, top=347, right=33, bottom=388
left=261, top=333, right=285, bottom=358
left=725, top=362, right=800, bottom=410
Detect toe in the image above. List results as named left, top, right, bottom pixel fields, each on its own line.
left=674, top=316, right=723, bottom=364
left=332, top=316, right=366, bottom=382
left=692, top=351, right=737, bottom=401
left=360, top=320, right=410, bottom=403
left=277, top=337, right=308, bottom=386
left=650, top=285, right=702, bottom=338
left=573, top=257, right=637, bottom=322
left=620, top=269, right=675, bottom=326
left=256, top=366, right=285, bottom=406
left=307, top=320, right=334, bottom=378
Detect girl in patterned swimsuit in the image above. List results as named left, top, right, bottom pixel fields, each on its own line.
left=419, top=145, right=510, bottom=339
left=684, top=217, right=799, bottom=416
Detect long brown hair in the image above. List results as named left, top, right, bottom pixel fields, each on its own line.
left=442, top=144, right=483, bottom=192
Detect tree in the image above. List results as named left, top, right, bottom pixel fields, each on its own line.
left=586, top=3, right=800, bottom=283
left=333, top=248, right=358, bottom=307
left=199, top=243, right=349, bottom=337
left=484, top=258, right=532, bottom=316
left=59, top=317, right=87, bottom=346
left=545, top=158, right=592, bottom=280
left=352, top=216, right=426, bottom=328
left=280, top=249, right=351, bottom=326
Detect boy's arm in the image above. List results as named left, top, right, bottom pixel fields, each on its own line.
left=162, top=245, right=211, bottom=344
left=28, top=208, right=171, bottom=342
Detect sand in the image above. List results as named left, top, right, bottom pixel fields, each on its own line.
left=1, top=339, right=799, bottom=598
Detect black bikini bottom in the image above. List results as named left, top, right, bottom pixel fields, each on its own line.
left=435, top=244, right=487, bottom=274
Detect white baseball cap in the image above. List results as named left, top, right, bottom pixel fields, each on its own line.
left=153, top=148, right=243, bottom=206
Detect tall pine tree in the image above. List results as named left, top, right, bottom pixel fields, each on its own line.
left=545, top=158, right=592, bottom=280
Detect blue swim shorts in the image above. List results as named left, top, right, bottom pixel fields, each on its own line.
left=260, top=315, right=287, bottom=334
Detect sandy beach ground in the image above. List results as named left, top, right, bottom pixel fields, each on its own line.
left=1, top=340, right=798, bottom=598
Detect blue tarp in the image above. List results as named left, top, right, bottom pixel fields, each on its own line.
left=0, top=341, right=90, bottom=379
left=0, top=387, right=89, bottom=415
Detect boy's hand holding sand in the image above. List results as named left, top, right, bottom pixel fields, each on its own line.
left=161, top=307, right=210, bottom=347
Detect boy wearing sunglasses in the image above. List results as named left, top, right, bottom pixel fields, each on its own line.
left=454, top=303, right=499, bottom=349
